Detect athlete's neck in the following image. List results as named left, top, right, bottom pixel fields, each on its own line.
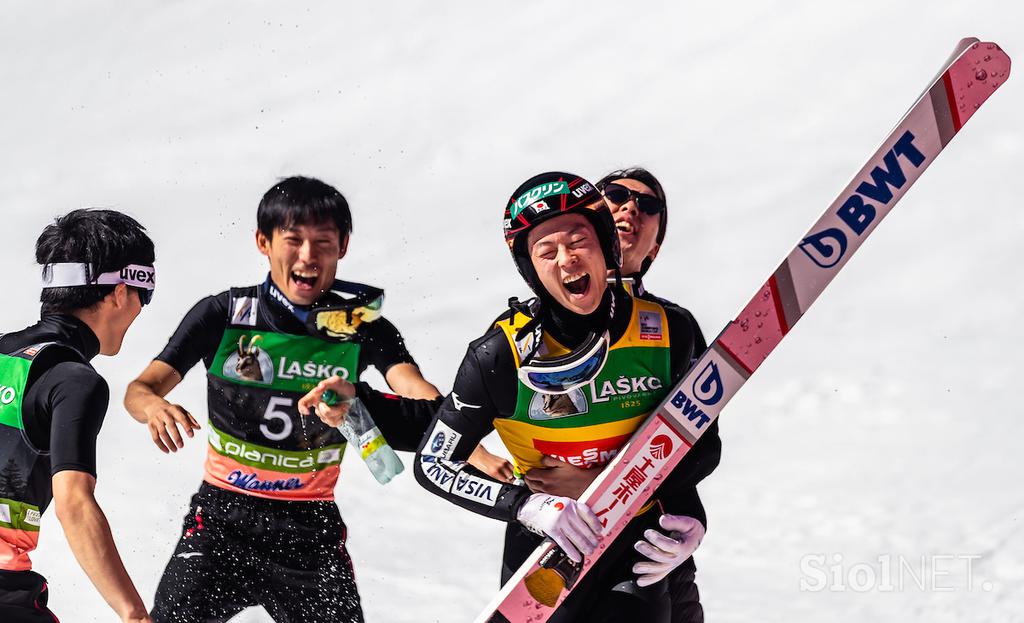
left=542, top=286, right=631, bottom=347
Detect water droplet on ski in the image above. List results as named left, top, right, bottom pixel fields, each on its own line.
left=975, top=69, right=988, bottom=81
left=754, top=337, right=762, bottom=344
left=984, top=54, right=992, bottom=61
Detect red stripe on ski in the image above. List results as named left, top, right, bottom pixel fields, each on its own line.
left=942, top=71, right=963, bottom=132
left=716, top=337, right=753, bottom=376
left=768, top=275, right=790, bottom=335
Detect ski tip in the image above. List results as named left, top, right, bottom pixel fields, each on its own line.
left=944, top=40, right=1011, bottom=131
left=956, top=37, right=981, bottom=53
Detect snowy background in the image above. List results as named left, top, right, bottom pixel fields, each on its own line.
left=2, top=2, right=1022, bottom=621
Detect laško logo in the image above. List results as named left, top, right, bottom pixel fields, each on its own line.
left=587, top=375, right=664, bottom=404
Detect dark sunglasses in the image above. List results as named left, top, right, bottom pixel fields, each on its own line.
left=602, top=183, right=665, bottom=216
left=132, top=286, right=154, bottom=306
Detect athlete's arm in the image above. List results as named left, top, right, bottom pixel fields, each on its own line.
left=365, top=316, right=515, bottom=480
left=53, top=471, right=151, bottom=623
left=384, top=362, right=441, bottom=399
left=37, top=365, right=151, bottom=622
left=297, top=377, right=443, bottom=452
left=124, top=361, right=200, bottom=453
left=124, top=294, right=227, bottom=452
left=413, top=336, right=532, bottom=521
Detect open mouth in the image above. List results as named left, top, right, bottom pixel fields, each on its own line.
left=291, top=271, right=319, bottom=289
left=615, top=220, right=635, bottom=235
left=562, top=273, right=590, bottom=296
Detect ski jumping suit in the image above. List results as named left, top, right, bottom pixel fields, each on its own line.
left=150, top=280, right=427, bottom=623
left=0, top=316, right=110, bottom=622
left=411, top=285, right=721, bottom=622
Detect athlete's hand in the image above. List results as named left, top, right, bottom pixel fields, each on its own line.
left=145, top=399, right=200, bottom=453
left=524, top=455, right=600, bottom=499
left=469, top=445, right=514, bottom=483
left=517, top=493, right=602, bottom=563
left=297, top=376, right=356, bottom=428
left=632, top=514, right=705, bottom=587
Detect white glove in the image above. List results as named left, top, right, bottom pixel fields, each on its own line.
left=632, top=514, right=705, bottom=587
left=517, top=493, right=602, bottom=563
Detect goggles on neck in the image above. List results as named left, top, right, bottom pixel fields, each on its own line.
left=306, top=280, right=385, bottom=341
left=518, top=330, right=611, bottom=395
left=41, top=263, right=156, bottom=306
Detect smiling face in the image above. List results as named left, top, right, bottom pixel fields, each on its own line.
left=256, top=222, right=348, bottom=305
left=606, top=178, right=662, bottom=276
left=527, top=213, right=608, bottom=315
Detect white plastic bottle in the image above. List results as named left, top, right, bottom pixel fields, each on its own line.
left=322, top=390, right=404, bottom=484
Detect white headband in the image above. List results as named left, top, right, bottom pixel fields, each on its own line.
left=41, top=263, right=156, bottom=290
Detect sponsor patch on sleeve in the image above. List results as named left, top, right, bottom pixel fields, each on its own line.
left=422, top=420, right=462, bottom=459
left=419, top=456, right=457, bottom=492
left=451, top=471, right=499, bottom=507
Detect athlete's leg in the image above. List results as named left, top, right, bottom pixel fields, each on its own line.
left=151, top=488, right=255, bottom=623
left=0, top=570, right=60, bottom=623
left=259, top=503, right=364, bottom=623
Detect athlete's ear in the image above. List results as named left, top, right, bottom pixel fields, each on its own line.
left=337, top=233, right=350, bottom=260
left=255, top=229, right=272, bottom=258
left=109, top=282, right=130, bottom=309
left=646, top=242, right=661, bottom=265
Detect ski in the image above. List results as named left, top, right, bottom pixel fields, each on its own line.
left=477, top=38, right=1010, bottom=623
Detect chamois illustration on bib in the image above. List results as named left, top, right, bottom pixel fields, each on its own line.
left=223, top=334, right=274, bottom=384
left=528, top=388, right=588, bottom=421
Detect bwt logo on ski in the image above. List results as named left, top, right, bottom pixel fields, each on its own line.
left=692, top=361, right=724, bottom=406
left=800, top=131, right=926, bottom=269
left=667, top=361, right=724, bottom=431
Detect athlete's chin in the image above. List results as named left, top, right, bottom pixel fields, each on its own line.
left=554, top=290, right=601, bottom=315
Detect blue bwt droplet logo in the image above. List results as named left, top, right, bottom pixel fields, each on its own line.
left=692, top=361, right=724, bottom=406
left=799, top=227, right=848, bottom=269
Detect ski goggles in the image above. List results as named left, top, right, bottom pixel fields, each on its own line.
left=602, top=183, right=665, bottom=216
left=518, top=331, right=611, bottom=395
left=41, top=263, right=156, bottom=306
left=306, top=281, right=384, bottom=340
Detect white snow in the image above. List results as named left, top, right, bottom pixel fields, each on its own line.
left=1, top=2, right=1022, bottom=621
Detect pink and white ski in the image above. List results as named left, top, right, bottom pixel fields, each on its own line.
left=477, top=37, right=1010, bottom=623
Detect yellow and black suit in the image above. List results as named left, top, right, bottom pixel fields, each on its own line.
left=405, top=284, right=721, bottom=622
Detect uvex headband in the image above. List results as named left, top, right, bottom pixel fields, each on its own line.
left=41, top=263, right=156, bottom=304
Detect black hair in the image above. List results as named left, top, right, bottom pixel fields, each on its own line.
left=36, top=209, right=156, bottom=314
left=257, top=176, right=353, bottom=240
left=596, top=167, right=669, bottom=276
